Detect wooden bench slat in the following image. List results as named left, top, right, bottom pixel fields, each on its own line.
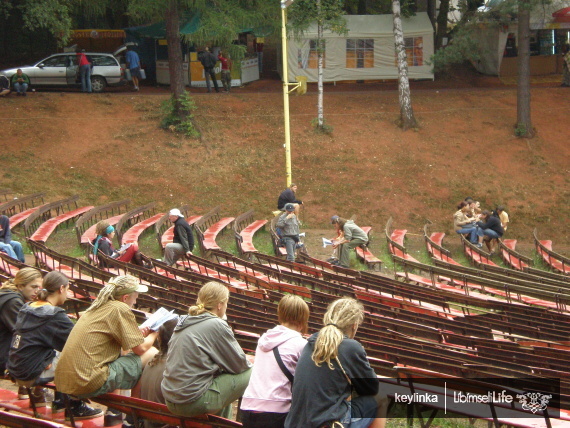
left=30, top=205, right=94, bottom=242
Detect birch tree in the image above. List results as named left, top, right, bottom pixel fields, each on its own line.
left=392, top=0, right=418, bottom=130
left=288, top=0, right=346, bottom=131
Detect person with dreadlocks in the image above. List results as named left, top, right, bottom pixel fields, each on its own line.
left=55, top=275, right=159, bottom=425
left=162, top=281, right=252, bottom=420
left=285, top=298, right=387, bottom=428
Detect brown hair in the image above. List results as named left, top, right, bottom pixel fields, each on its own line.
left=188, top=281, right=229, bottom=316
left=336, top=217, right=348, bottom=230
left=457, top=201, right=467, bottom=210
left=148, top=318, right=178, bottom=367
left=95, top=220, right=111, bottom=236
left=1, top=267, right=42, bottom=292
left=312, top=298, right=364, bottom=369
left=278, top=294, right=310, bottom=334
left=36, top=271, right=69, bottom=301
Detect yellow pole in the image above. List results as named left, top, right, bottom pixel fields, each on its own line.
left=281, top=3, right=292, bottom=187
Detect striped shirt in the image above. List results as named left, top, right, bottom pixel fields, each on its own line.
left=55, top=300, right=144, bottom=396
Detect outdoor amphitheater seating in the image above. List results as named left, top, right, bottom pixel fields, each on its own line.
left=459, top=234, right=499, bottom=267
left=0, top=192, right=45, bottom=218
left=354, top=226, right=382, bottom=270
left=193, top=206, right=235, bottom=253
left=74, top=199, right=130, bottom=246
left=499, top=239, right=532, bottom=271
left=534, top=229, right=570, bottom=275
left=114, top=202, right=157, bottom=245
left=233, top=210, right=267, bottom=256
left=423, top=224, right=462, bottom=265
left=385, top=217, right=420, bottom=263
left=0, top=188, right=13, bottom=202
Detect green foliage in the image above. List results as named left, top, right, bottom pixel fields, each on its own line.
left=160, top=91, right=200, bottom=138
left=287, top=0, right=347, bottom=40
left=20, top=0, right=73, bottom=46
left=430, top=21, right=485, bottom=72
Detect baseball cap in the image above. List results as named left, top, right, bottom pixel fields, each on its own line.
left=285, top=203, right=295, bottom=212
left=169, top=208, right=184, bottom=218
left=331, top=215, right=339, bottom=224
left=112, top=274, right=149, bottom=295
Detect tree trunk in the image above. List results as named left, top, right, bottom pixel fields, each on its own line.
left=392, top=0, right=418, bottom=130
left=317, top=19, right=324, bottom=128
left=435, top=0, right=450, bottom=50
left=165, top=0, right=185, bottom=105
left=516, top=1, right=533, bottom=137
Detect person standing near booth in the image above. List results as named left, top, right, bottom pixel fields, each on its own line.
left=75, top=49, right=92, bottom=93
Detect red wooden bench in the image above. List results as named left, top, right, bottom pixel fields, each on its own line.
left=160, top=215, right=201, bottom=248
left=354, top=226, right=382, bottom=271
left=536, top=239, right=570, bottom=275
left=500, top=239, right=531, bottom=271
left=121, top=212, right=164, bottom=244
left=30, top=206, right=94, bottom=243
left=202, top=217, right=235, bottom=251
left=239, top=219, right=268, bottom=253
left=80, top=214, right=124, bottom=246
left=387, top=223, right=420, bottom=263
left=9, top=205, right=46, bottom=229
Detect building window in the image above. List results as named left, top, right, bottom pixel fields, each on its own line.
left=397, top=37, right=424, bottom=66
left=298, top=40, right=325, bottom=69
left=346, top=39, right=374, bottom=68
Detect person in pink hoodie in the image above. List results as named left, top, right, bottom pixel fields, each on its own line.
left=240, top=294, right=310, bottom=428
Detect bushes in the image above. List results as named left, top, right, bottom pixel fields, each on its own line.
left=160, top=91, right=200, bottom=138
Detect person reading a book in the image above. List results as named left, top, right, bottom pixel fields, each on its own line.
left=92, top=220, right=146, bottom=267
left=55, top=275, right=159, bottom=425
left=162, top=281, right=252, bottom=420
left=240, top=294, right=310, bottom=428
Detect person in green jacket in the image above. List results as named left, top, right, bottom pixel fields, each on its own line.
left=331, top=217, right=369, bottom=268
left=11, top=69, right=30, bottom=96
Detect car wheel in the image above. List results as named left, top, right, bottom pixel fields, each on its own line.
left=91, top=76, right=106, bottom=93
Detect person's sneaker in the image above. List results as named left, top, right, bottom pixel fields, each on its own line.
left=52, top=398, right=65, bottom=413
left=31, top=387, right=54, bottom=408
left=66, top=402, right=103, bottom=421
left=18, top=386, right=29, bottom=400
left=475, top=243, right=483, bottom=248
left=103, top=409, right=123, bottom=426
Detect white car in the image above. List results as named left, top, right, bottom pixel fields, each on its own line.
left=0, top=48, right=128, bottom=93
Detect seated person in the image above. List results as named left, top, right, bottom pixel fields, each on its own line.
left=0, top=268, right=42, bottom=383
left=7, top=272, right=101, bottom=419
left=276, top=203, right=301, bottom=263
left=92, top=220, right=146, bottom=267
left=162, top=281, right=252, bottom=420
left=0, top=75, right=10, bottom=97
left=496, top=205, right=509, bottom=232
left=453, top=202, right=478, bottom=244
left=163, top=208, right=194, bottom=267
left=331, top=217, right=368, bottom=269
left=327, top=215, right=344, bottom=263
left=475, top=210, right=504, bottom=253
left=285, top=298, right=387, bottom=428
left=277, top=183, right=303, bottom=216
left=137, top=318, right=178, bottom=428
left=0, top=215, right=25, bottom=262
left=54, top=275, right=159, bottom=425
left=241, top=294, right=310, bottom=428
left=11, top=69, right=30, bottom=96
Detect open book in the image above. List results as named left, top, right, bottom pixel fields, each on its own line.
left=322, top=238, right=334, bottom=248
left=118, top=242, right=132, bottom=253
left=140, top=307, right=179, bottom=331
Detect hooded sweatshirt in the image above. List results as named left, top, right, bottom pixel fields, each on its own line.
left=284, top=332, right=379, bottom=428
left=241, top=325, right=307, bottom=413
left=161, top=312, right=251, bottom=404
left=0, top=288, right=25, bottom=371
left=7, top=302, right=74, bottom=381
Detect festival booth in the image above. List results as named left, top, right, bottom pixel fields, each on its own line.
left=471, top=0, right=570, bottom=76
left=126, top=16, right=266, bottom=87
left=282, top=13, right=434, bottom=83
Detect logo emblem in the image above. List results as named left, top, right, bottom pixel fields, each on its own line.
left=516, top=392, right=552, bottom=414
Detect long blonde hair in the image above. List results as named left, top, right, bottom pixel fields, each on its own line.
left=1, top=267, right=42, bottom=292
left=86, top=275, right=140, bottom=312
left=312, top=298, right=364, bottom=369
left=188, top=281, right=229, bottom=316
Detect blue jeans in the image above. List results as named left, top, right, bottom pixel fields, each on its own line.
left=340, top=396, right=378, bottom=428
left=80, top=64, right=92, bottom=92
left=13, top=82, right=28, bottom=94
left=477, top=228, right=500, bottom=240
left=282, top=236, right=297, bottom=262
left=0, top=241, right=24, bottom=262
left=456, top=226, right=478, bottom=243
